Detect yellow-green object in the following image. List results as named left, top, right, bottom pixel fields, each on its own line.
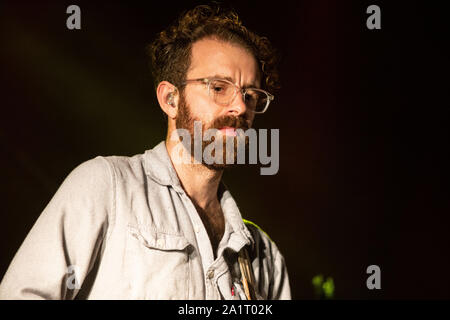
left=312, top=274, right=335, bottom=299
left=322, top=277, right=335, bottom=299
left=312, top=274, right=324, bottom=288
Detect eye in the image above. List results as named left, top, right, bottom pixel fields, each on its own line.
left=212, top=83, right=226, bottom=93
left=245, top=90, right=259, bottom=101
left=244, top=95, right=253, bottom=102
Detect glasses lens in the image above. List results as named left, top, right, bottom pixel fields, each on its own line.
left=245, top=89, right=268, bottom=113
left=209, top=79, right=235, bottom=105
left=208, top=79, right=270, bottom=113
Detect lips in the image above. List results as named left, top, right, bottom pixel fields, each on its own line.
left=219, top=126, right=237, bottom=136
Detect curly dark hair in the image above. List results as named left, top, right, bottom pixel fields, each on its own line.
left=147, top=4, right=280, bottom=94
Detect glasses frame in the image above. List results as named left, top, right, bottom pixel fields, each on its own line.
left=182, top=77, right=274, bottom=114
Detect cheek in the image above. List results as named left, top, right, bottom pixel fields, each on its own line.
left=185, top=92, right=218, bottom=123
left=193, top=106, right=216, bottom=125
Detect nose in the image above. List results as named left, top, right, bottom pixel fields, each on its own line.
left=226, top=90, right=247, bottom=116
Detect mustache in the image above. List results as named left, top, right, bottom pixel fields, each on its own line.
left=210, top=115, right=250, bottom=131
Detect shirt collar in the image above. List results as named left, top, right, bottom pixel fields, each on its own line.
left=143, top=141, right=184, bottom=192
left=143, top=141, right=255, bottom=248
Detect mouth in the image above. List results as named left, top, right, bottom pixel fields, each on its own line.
left=218, top=126, right=237, bottom=136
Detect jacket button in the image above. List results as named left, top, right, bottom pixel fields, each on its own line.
left=207, top=270, right=214, bottom=279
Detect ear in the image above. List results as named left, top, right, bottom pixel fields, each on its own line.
left=156, top=81, right=179, bottom=119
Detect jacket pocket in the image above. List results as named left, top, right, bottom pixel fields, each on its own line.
left=125, top=225, right=191, bottom=299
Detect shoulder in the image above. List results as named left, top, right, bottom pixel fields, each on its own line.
left=61, top=152, right=146, bottom=195
left=243, top=218, right=283, bottom=263
left=100, top=153, right=147, bottom=180
left=62, top=156, right=113, bottom=190
left=67, top=153, right=146, bottom=185
left=243, top=219, right=273, bottom=243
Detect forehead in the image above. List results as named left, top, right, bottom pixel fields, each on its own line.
left=187, top=38, right=260, bottom=86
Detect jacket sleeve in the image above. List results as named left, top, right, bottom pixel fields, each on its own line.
left=269, top=246, right=291, bottom=300
left=0, top=157, right=115, bottom=300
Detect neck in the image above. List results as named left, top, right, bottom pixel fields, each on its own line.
left=165, top=139, right=223, bottom=210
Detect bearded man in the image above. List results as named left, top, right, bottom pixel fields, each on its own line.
left=0, top=4, right=291, bottom=300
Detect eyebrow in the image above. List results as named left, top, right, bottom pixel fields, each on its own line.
left=210, top=74, right=259, bottom=89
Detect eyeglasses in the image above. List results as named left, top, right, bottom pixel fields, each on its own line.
left=182, top=77, right=274, bottom=114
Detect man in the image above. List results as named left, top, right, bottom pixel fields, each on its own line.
left=0, top=4, right=290, bottom=300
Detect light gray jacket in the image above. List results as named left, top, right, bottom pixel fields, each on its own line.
left=0, top=141, right=291, bottom=300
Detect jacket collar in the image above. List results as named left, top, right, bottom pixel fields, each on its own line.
left=143, top=141, right=254, bottom=248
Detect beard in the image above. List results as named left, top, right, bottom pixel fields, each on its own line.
left=175, top=93, right=251, bottom=171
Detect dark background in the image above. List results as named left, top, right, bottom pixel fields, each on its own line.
left=0, top=0, right=449, bottom=299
